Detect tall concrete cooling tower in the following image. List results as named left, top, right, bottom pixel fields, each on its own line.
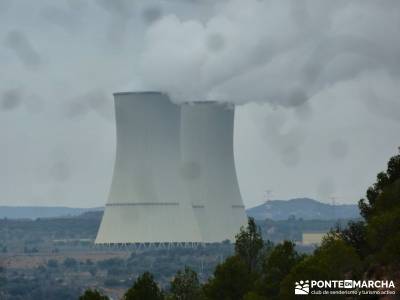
left=96, top=92, right=247, bottom=244
left=95, top=92, right=202, bottom=243
left=180, top=102, right=247, bottom=242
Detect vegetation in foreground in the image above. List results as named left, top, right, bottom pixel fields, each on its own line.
left=79, top=150, right=400, bottom=299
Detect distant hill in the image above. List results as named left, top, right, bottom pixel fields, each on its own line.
left=0, top=206, right=103, bottom=219
left=1, top=198, right=359, bottom=221
left=246, top=198, right=360, bottom=220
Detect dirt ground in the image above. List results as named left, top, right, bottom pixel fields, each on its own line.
left=0, top=251, right=130, bottom=269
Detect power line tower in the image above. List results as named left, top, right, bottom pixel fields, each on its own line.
left=330, top=196, right=338, bottom=220
left=264, top=189, right=273, bottom=204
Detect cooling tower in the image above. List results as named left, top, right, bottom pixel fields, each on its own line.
left=96, top=93, right=247, bottom=244
left=95, top=92, right=202, bottom=243
left=180, top=102, right=247, bottom=242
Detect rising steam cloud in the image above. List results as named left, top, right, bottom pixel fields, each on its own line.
left=138, top=0, right=400, bottom=107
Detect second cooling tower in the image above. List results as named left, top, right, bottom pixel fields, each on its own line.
left=180, top=102, right=247, bottom=242
left=96, top=92, right=247, bottom=244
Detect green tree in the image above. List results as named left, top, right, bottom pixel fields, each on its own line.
left=366, top=206, right=400, bottom=264
left=335, top=220, right=368, bottom=257
left=124, top=272, right=164, bottom=300
left=47, top=259, right=59, bottom=268
left=243, top=292, right=265, bottom=300
left=89, top=267, right=98, bottom=277
left=0, top=266, right=6, bottom=297
left=280, top=236, right=361, bottom=300
left=235, top=217, right=264, bottom=273
left=63, top=257, right=78, bottom=269
left=79, top=289, right=109, bottom=300
left=359, top=152, right=400, bottom=220
left=256, top=241, right=303, bottom=299
left=203, top=256, right=254, bottom=300
left=169, top=267, right=202, bottom=300
left=356, top=151, right=400, bottom=266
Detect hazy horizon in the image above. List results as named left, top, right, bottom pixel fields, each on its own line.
left=0, top=197, right=361, bottom=209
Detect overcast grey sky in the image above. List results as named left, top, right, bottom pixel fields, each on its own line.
left=1, top=0, right=399, bottom=208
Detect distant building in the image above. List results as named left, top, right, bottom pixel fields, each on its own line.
left=301, top=232, right=327, bottom=246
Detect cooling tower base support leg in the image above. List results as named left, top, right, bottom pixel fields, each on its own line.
left=93, top=241, right=209, bottom=250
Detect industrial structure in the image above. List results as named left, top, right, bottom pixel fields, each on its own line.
left=96, top=92, right=247, bottom=244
